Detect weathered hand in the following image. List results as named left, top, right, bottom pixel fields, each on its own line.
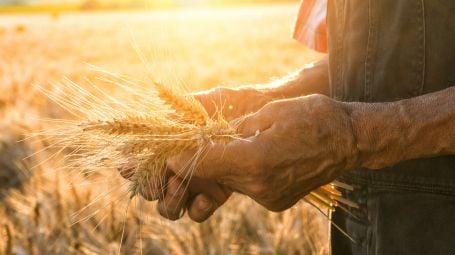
left=193, top=86, right=274, bottom=120
left=127, top=85, right=455, bottom=222
left=152, top=86, right=274, bottom=221
left=118, top=86, right=274, bottom=222
left=163, top=94, right=360, bottom=219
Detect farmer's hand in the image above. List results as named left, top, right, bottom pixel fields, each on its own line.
left=118, top=86, right=273, bottom=222
left=145, top=87, right=273, bottom=222
left=157, top=94, right=360, bottom=221
left=193, top=86, right=274, bottom=120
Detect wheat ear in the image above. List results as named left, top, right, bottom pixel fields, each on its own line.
left=37, top=72, right=355, bottom=211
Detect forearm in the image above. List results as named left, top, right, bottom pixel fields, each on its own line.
left=347, top=86, right=455, bottom=170
left=246, top=56, right=330, bottom=100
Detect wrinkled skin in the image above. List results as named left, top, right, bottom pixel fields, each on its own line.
left=120, top=87, right=275, bottom=222
left=119, top=88, right=360, bottom=222
left=155, top=87, right=276, bottom=222
left=121, top=85, right=455, bottom=222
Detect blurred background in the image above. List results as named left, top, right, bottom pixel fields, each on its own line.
left=1, top=0, right=300, bottom=10
left=0, top=0, right=327, bottom=254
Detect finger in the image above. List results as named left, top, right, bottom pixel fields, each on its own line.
left=167, top=103, right=277, bottom=179
left=139, top=167, right=173, bottom=201
left=118, top=157, right=138, bottom=180
left=139, top=174, right=164, bottom=201
left=187, top=177, right=232, bottom=206
left=167, top=138, right=255, bottom=179
left=187, top=193, right=217, bottom=223
left=156, top=176, right=189, bottom=221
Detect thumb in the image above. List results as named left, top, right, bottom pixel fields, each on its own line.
left=231, top=106, right=275, bottom=138
left=166, top=144, right=232, bottom=179
left=167, top=103, right=275, bottom=180
left=167, top=138, right=256, bottom=180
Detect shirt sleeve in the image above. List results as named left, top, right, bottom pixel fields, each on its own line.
left=293, top=0, right=328, bottom=53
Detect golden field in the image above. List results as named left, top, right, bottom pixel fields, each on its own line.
left=0, top=4, right=328, bottom=254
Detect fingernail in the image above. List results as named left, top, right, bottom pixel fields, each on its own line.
left=198, top=197, right=213, bottom=212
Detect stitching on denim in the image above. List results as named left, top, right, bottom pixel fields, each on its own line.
left=335, top=0, right=340, bottom=99
left=365, top=178, right=372, bottom=255
left=366, top=182, right=455, bottom=196
left=340, top=0, right=347, bottom=99
left=341, top=173, right=455, bottom=195
left=412, top=0, right=425, bottom=96
left=366, top=187, right=376, bottom=255
left=364, top=0, right=375, bottom=101
left=419, top=0, right=426, bottom=95
left=334, top=0, right=345, bottom=100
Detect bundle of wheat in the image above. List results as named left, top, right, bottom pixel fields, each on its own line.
left=35, top=70, right=355, bottom=218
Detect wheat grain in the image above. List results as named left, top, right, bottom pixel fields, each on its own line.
left=36, top=74, right=236, bottom=203
left=153, top=81, right=209, bottom=125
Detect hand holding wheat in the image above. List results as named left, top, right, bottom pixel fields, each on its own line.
left=38, top=71, right=357, bottom=225
left=159, top=94, right=360, bottom=221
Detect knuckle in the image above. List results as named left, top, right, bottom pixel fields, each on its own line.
left=307, top=94, right=333, bottom=109
left=307, top=93, right=329, bottom=102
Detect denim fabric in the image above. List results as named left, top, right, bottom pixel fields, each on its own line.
left=326, top=0, right=455, bottom=254
left=331, top=169, right=455, bottom=255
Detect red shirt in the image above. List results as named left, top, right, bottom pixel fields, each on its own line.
left=293, top=0, right=328, bottom=53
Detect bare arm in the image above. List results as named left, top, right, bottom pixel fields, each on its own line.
left=163, top=86, right=455, bottom=215
left=140, top=63, right=455, bottom=221
left=257, top=56, right=330, bottom=99
left=349, top=86, right=455, bottom=170
left=195, top=57, right=329, bottom=120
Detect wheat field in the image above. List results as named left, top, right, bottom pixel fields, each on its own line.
left=0, top=4, right=329, bottom=255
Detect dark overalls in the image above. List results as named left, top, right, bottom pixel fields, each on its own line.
left=325, top=0, right=455, bottom=254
